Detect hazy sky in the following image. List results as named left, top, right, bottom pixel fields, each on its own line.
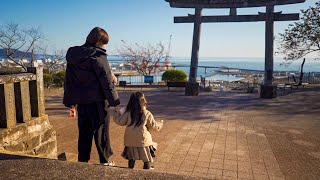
left=0, top=0, right=317, bottom=58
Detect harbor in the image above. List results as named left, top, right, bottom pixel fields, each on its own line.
left=109, top=57, right=320, bottom=86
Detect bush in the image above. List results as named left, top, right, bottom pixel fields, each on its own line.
left=43, top=73, right=53, bottom=88
left=56, top=71, right=66, bottom=80
left=162, top=69, right=187, bottom=82
left=53, top=71, right=66, bottom=87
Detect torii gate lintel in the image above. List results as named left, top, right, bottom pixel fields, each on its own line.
left=174, top=12, right=299, bottom=23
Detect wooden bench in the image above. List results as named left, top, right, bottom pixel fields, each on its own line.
left=119, top=81, right=131, bottom=89
left=278, top=83, right=293, bottom=93
left=167, top=81, right=186, bottom=91
left=293, top=82, right=309, bottom=89
left=119, top=81, right=127, bottom=87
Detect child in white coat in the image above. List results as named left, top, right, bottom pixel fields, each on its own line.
left=114, top=92, right=163, bottom=169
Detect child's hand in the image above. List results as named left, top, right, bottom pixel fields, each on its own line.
left=119, top=107, right=126, bottom=115
left=160, top=120, right=164, bottom=124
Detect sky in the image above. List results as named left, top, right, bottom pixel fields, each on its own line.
left=0, top=0, right=318, bottom=58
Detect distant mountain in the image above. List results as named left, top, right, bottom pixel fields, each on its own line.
left=0, top=48, right=39, bottom=60
left=0, top=49, right=8, bottom=59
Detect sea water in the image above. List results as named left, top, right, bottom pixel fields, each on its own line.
left=171, top=57, right=320, bottom=81
left=109, top=56, right=320, bottom=82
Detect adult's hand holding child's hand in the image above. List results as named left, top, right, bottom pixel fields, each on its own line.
left=114, top=106, right=120, bottom=114
left=119, top=107, right=126, bottom=115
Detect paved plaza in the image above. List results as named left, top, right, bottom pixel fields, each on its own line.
left=45, top=87, right=320, bottom=180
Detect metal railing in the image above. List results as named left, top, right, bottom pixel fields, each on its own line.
left=117, top=75, right=164, bottom=85
left=274, top=76, right=320, bottom=84
left=116, top=74, right=320, bottom=87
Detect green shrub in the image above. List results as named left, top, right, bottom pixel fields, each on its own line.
left=56, top=71, right=66, bottom=80
left=53, top=71, right=66, bottom=87
left=43, top=73, right=53, bottom=88
left=162, top=69, right=187, bottom=82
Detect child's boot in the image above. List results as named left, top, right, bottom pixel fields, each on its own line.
left=128, top=159, right=135, bottom=169
left=143, top=162, right=154, bottom=170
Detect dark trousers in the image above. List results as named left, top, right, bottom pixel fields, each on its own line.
left=77, top=102, right=113, bottom=163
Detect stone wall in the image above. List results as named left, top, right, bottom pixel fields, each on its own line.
left=0, top=116, right=57, bottom=158
left=0, top=67, right=57, bottom=159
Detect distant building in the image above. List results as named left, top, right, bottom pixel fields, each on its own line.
left=0, top=59, right=21, bottom=67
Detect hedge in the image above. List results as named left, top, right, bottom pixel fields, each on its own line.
left=43, top=71, right=66, bottom=88
left=43, top=73, right=53, bottom=88
left=162, top=69, right=187, bottom=82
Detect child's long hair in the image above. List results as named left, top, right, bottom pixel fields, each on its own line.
left=126, top=92, right=147, bottom=127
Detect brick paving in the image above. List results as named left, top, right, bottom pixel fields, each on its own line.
left=45, top=87, right=320, bottom=180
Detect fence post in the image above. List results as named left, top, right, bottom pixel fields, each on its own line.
left=27, top=67, right=45, bottom=117
left=21, top=81, right=32, bottom=122
left=0, top=83, right=16, bottom=128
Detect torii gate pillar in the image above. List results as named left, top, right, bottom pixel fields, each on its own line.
left=260, top=3, right=277, bottom=98
left=186, top=8, right=202, bottom=96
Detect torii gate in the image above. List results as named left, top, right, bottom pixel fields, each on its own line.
left=165, top=0, right=306, bottom=98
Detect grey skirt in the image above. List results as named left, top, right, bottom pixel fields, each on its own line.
left=121, top=143, right=157, bottom=162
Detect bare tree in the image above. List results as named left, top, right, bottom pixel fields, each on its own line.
left=117, top=41, right=165, bottom=76
left=50, top=49, right=66, bottom=73
left=0, top=22, right=44, bottom=70
left=277, top=2, right=320, bottom=61
left=40, top=46, right=65, bottom=74
left=39, top=45, right=50, bottom=61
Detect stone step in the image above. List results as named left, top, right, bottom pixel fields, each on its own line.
left=0, top=153, right=209, bottom=180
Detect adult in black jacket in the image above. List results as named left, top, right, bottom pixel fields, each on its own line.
left=63, top=27, right=120, bottom=165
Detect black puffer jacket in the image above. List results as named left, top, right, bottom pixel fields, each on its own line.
left=63, top=43, right=120, bottom=107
